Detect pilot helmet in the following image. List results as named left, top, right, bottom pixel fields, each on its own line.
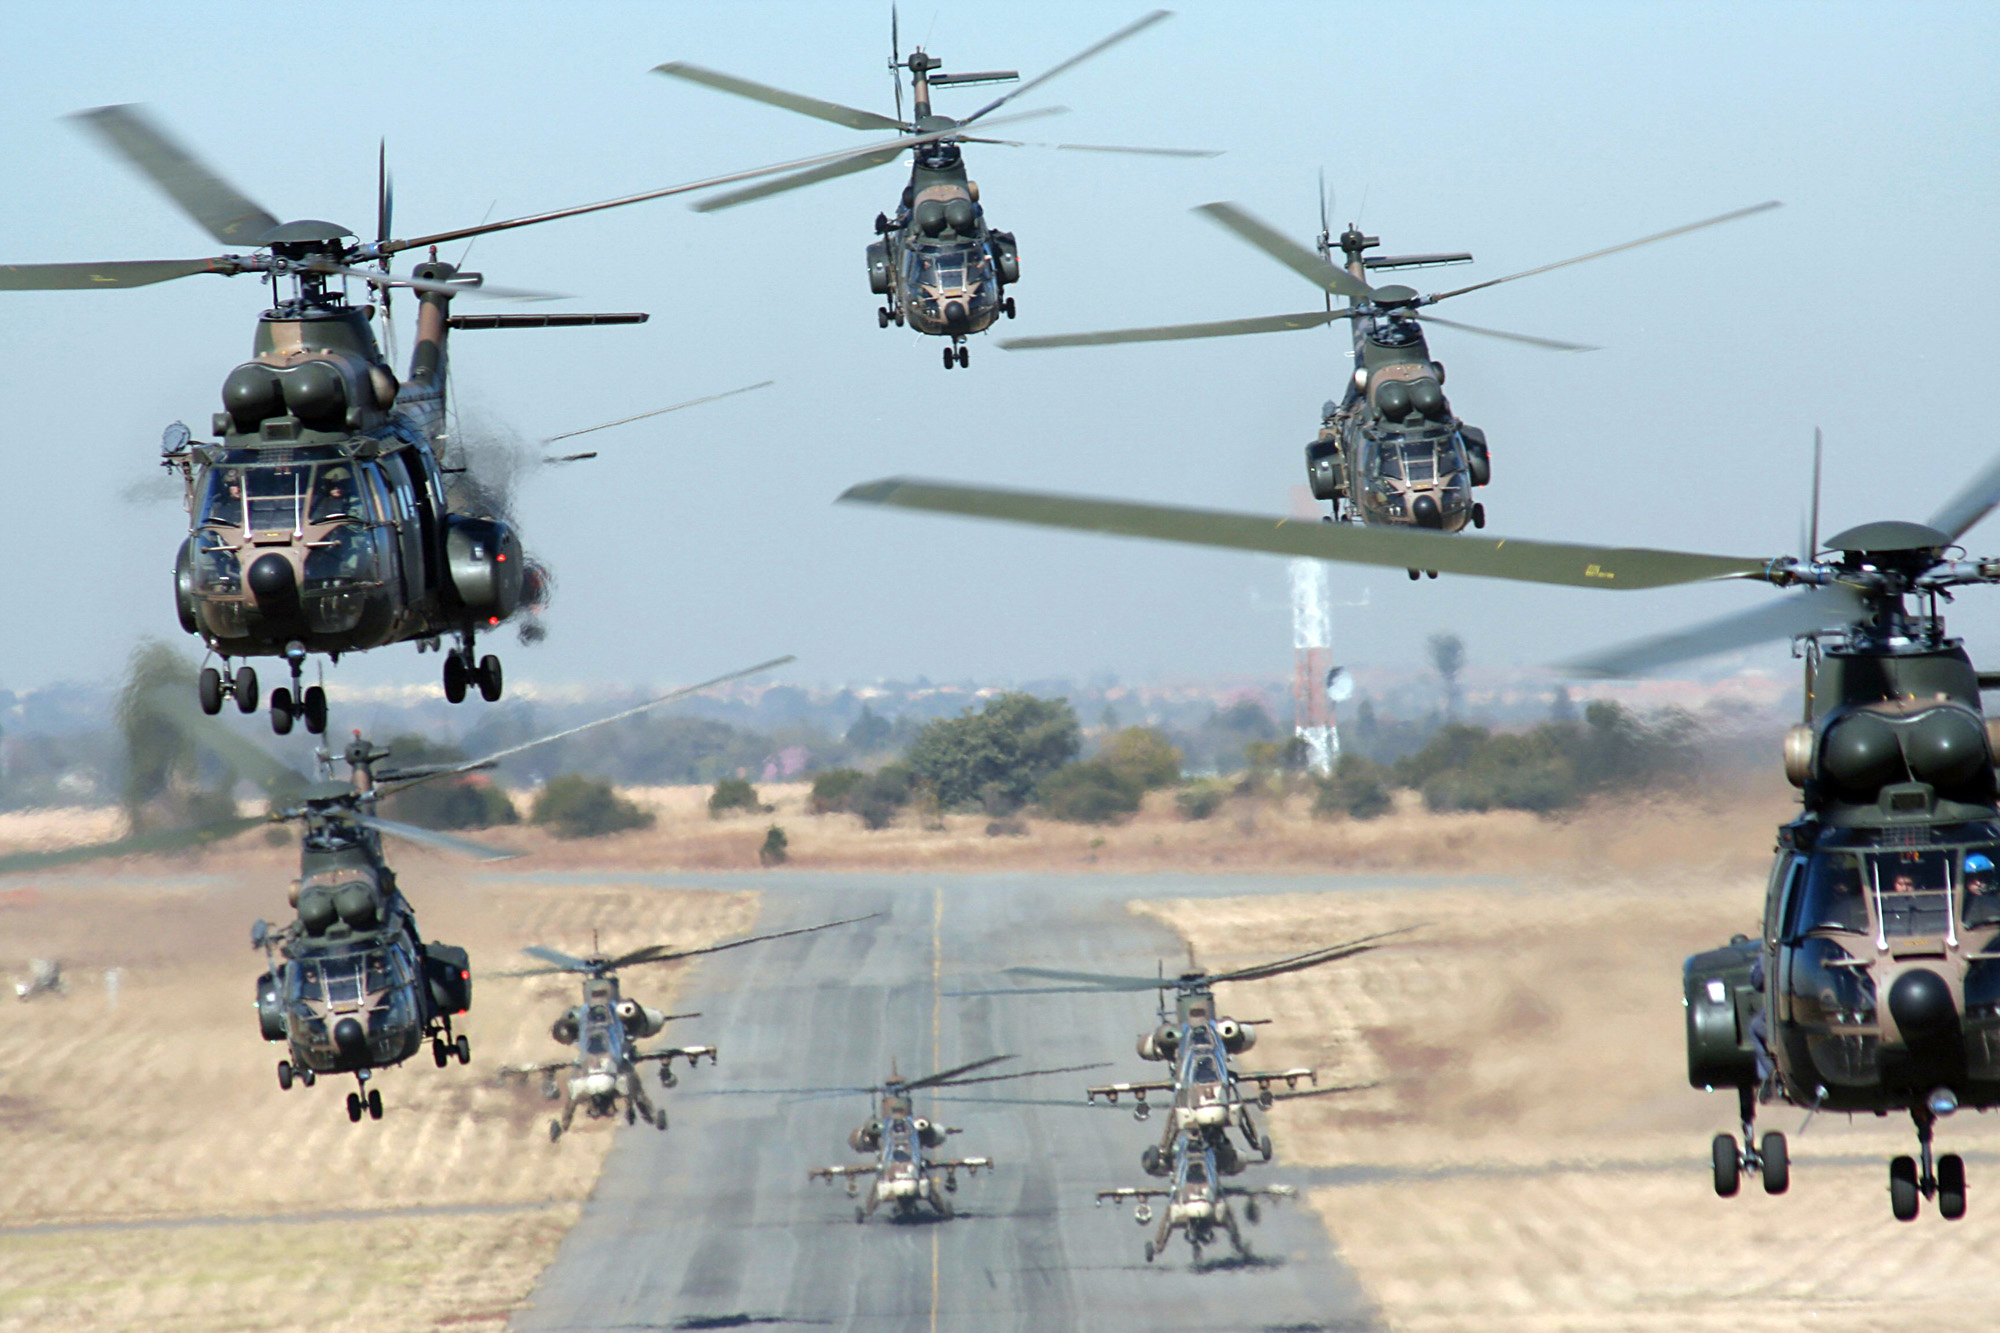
left=1966, top=852, right=1995, bottom=881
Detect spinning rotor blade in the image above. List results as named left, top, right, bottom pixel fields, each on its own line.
left=71, top=105, right=280, bottom=245
left=139, top=685, right=311, bottom=804
left=605, top=912, right=878, bottom=970
left=897, top=1054, right=1017, bottom=1092
left=937, top=1060, right=1112, bottom=1089
left=891, top=7, right=904, bottom=122
left=1558, top=583, right=1869, bottom=678
left=381, top=656, right=795, bottom=794
left=1001, top=309, right=1346, bottom=350
left=692, top=143, right=907, bottom=212
left=1204, top=928, right=1417, bottom=985
left=960, top=137, right=1219, bottom=158
left=1924, top=443, right=2000, bottom=544
left=310, top=261, right=564, bottom=303
left=1422, top=200, right=1782, bottom=305
left=839, top=478, right=1771, bottom=591
left=520, top=944, right=593, bottom=972
left=1415, top=314, right=1597, bottom=353
left=961, top=10, right=1171, bottom=125
left=0, top=257, right=237, bottom=290
left=652, top=62, right=908, bottom=131
left=0, top=814, right=269, bottom=875
left=542, top=380, right=774, bottom=445
left=347, top=813, right=520, bottom=862
left=999, top=965, right=1166, bottom=990
left=1196, top=202, right=1375, bottom=302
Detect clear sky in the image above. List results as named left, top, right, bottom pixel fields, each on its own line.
left=1, top=1, right=1994, bottom=699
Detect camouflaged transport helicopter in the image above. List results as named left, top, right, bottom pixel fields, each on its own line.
left=1097, top=1130, right=1296, bottom=1266
left=499, top=915, right=870, bottom=1142
left=986, top=935, right=1398, bottom=1171
left=840, top=434, right=2000, bottom=1224
left=0, top=107, right=911, bottom=729
left=810, top=1055, right=1103, bottom=1222
left=1001, top=193, right=1776, bottom=548
left=656, top=10, right=1213, bottom=369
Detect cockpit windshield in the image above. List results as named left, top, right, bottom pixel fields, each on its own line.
left=910, top=246, right=986, bottom=292
left=1190, top=1055, right=1221, bottom=1084
left=1875, top=849, right=1953, bottom=938
left=309, top=464, right=363, bottom=524
left=1374, top=441, right=1457, bottom=484
left=585, top=1031, right=611, bottom=1055
left=1789, top=852, right=1872, bottom=936
left=1183, top=1158, right=1209, bottom=1185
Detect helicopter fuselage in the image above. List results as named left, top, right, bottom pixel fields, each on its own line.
left=867, top=147, right=1018, bottom=357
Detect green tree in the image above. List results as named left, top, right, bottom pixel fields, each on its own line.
left=1313, top=754, right=1395, bottom=820
left=1428, top=632, right=1466, bottom=721
left=117, top=640, right=235, bottom=832
left=759, top=825, right=789, bottom=866
left=905, top=693, right=1081, bottom=812
left=378, top=734, right=518, bottom=830
left=850, top=764, right=916, bottom=830
left=808, top=767, right=865, bottom=814
left=531, top=775, right=655, bottom=839
left=1037, top=760, right=1143, bottom=824
left=1098, top=727, right=1182, bottom=791
left=709, top=777, right=768, bottom=817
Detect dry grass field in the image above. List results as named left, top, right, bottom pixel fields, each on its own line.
left=0, top=840, right=756, bottom=1333
left=1137, top=867, right=2000, bottom=1332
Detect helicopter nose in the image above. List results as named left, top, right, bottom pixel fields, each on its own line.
left=1889, top=968, right=1958, bottom=1038
left=246, top=553, right=298, bottom=611
left=944, top=301, right=970, bottom=332
left=333, top=1016, right=367, bottom=1059
left=1411, top=494, right=1443, bottom=528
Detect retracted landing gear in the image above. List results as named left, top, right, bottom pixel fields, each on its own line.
left=1711, top=1084, right=1788, bottom=1199
left=1890, top=1100, right=1968, bottom=1221
left=442, top=632, right=503, bottom=705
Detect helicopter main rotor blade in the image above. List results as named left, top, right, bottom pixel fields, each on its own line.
left=653, top=62, right=909, bottom=132
left=0, top=814, right=269, bottom=875
left=898, top=1054, right=1018, bottom=1093
left=309, top=261, right=565, bottom=303
left=936, top=1060, right=1112, bottom=1089
left=1422, top=200, right=1782, bottom=305
left=346, top=813, right=520, bottom=862
left=542, top=380, right=774, bottom=446
left=958, top=137, right=1220, bottom=158
left=838, top=478, right=1772, bottom=591
left=1557, top=583, right=1869, bottom=678
left=380, top=656, right=796, bottom=795
left=607, top=912, right=879, bottom=971
left=0, top=257, right=239, bottom=290
left=520, top=944, right=593, bottom=972
left=692, top=144, right=907, bottom=212
left=1001, top=308, right=1348, bottom=350
left=1924, top=443, right=2000, bottom=544
left=139, top=684, right=312, bottom=804
left=71, top=105, right=281, bottom=246
left=1001, top=965, right=1165, bottom=989
left=1415, top=314, right=1598, bottom=353
left=1196, top=202, right=1376, bottom=302
left=960, top=10, right=1172, bottom=125
left=1205, top=928, right=1418, bottom=985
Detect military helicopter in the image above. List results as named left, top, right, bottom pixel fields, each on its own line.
left=0, top=655, right=793, bottom=1118
left=498, top=914, right=872, bottom=1142
left=989, top=933, right=1401, bottom=1171
left=841, top=438, right=2000, bottom=1223
left=655, top=10, right=1214, bottom=369
left=0, top=106, right=935, bottom=729
left=12, top=959, right=65, bottom=1001
left=808, top=1055, right=1105, bottom=1222
left=1096, top=1130, right=1296, bottom=1266
left=1000, top=195, right=1777, bottom=535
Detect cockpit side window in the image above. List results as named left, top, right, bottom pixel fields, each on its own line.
left=1786, top=851, right=1871, bottom=937
left=310, top=464, right=362, bottom=524
left=1876, top=849, right=1953, bottom=938
left=1962, top=848, right=2000, bottom=928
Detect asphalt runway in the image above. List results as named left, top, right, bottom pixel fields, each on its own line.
left=505, top=872, right=1385, bottom=1333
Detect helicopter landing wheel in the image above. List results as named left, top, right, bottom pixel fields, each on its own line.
left=878, top=307, right=890, bottom=328
left=549, top=1119, right=563, bottom=1143
left=1143, top=1240, right=1155, bottom=1263
left=1711, top=1133, right=1741, bottom=1197
left=1426, top=569, right=1438, bottom=579
left=956, top=345, right=970, bottom=368
left=625, top=1103, right=636, bottom=1125
left=301, top=685, right=328, bottom=735
left=476, top=655, right=503, bottom=703
left=1939, top=1153, right=1967, bottom=1220
left=1891, top=1154, right=1920, bottom=1220
left=942, top=345, right=955, bottom=370
left=198, top=667, right=224, bottom=716
left=432, top=1040, right=448, bottom=1068
left=299, top=1067, right=314, bottom=1087
left=366, top=1088, right=383, bottom=1121
left=655, top=1107, right=669, bottom=1131
left=443, top=652, right=468, bottom=704
left=1760, top=1131, right=1789, bottom=1195
left=1407, top=568, right=1420, bottom=581
left=234, top=666, right=259, bottom=714
left=854, top=1206, right=867, bottom=1225
left=269, top=688, right=295, bottom=736
left=277, top=1060, right=294, bottom=1091
left=1002, top=297, right=1016, bottom=319
left=1259, top=1133, right=1274, bottom=1162
left=1472, top=503, right=1486, bottom=530
left=455, top=1035, right=471, bottom=1065
left=346, top=1092, right=364, bottom=1123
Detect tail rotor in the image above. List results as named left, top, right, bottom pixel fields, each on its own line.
left=890, top=6, right=905, bottom=123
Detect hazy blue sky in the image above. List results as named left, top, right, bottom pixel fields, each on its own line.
left=1, top=1, right=1995, bottom=699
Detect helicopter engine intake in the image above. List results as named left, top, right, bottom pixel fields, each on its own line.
left=1215, top=1018, right=1256, bottom=1053
left=615, top=998, right=667, bottom=1037
left=444, top=515, right=526, bottom=619
left=551, top=1012, right=580, bottom=1045
left=1139, top=1026, right=1180, bottom=1061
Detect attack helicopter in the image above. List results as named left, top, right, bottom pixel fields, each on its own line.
left=839, top=437, right=2000, bottom=1224
left=1001, top=195, right=1777, bottom=534
left=498, top=914, right=872, bottom=1142
left=0, top=655, right=794, bottom=1120
left=992, top=933, right=1401, bottom=1171
left=1096, top=1130, right=1296, bottom=1266
left=655, top=10, right=1214, bottom=369
left=808, top=1055, right=1105, bottom=1222
left=0, top=105, right=948, bottom=728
